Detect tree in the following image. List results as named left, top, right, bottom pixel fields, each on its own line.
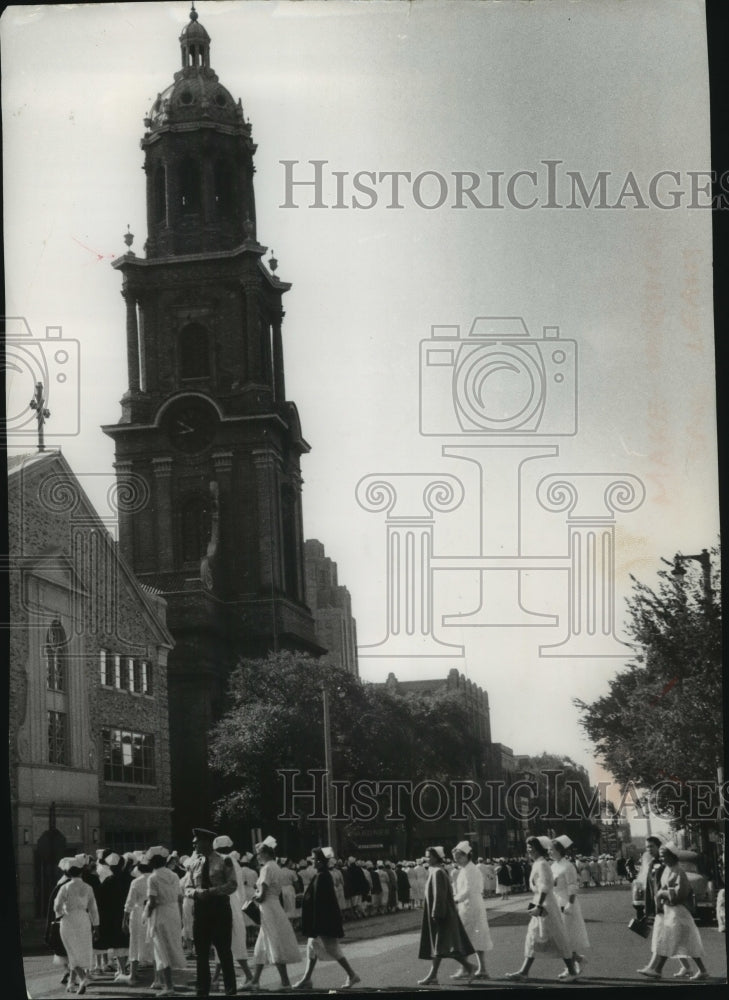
left=208, top=651, right=484, bottom=857
left=574, top=544, right=722, bottom=821
left=516, top=752, right=597, bottom=854
left=209, top=652, right=372, bottom=843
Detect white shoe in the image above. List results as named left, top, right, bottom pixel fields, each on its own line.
left=341, top=974, right=361, bottom=989
left=674, top=968, right=692, bottom=978
left=690, top=971, right=710, bottom=981
left=637, top=967, right=662, bottom=979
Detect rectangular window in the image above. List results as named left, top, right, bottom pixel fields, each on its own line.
left=141, top=661, right=151, bottom=695
left=132, top=659, right=142, bottom=694
left=99, top=649, right=115, bottom=687
left=127, top=658, right=135, bottom=693
left=48, top=710, right=68, bottom=765
left=114, top=653, right=121, bottom=688
left=102, top=729, right=156, bottom=785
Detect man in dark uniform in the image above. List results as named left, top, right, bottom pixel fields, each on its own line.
left=633, top=835, right=665, bottom=925
left=184, top=827, right=239, bottom=997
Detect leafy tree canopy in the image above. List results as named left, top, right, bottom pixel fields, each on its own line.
left=574, top=544, right=722, bottom=803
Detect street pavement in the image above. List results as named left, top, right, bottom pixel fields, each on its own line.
left=17, top=887, right=728, bottom=997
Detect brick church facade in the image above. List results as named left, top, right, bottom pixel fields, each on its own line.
left=8, top=452, right=174, bottom=924
left=102, top=7, right=322, bottom=843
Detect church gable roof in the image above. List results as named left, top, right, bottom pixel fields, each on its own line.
left=8, top=450, right=174, bottom=649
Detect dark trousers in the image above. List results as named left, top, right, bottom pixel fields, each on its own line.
left=193, top=898, right=236, bottom=996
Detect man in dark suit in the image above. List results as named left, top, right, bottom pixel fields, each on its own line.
left=184, top=827, right=238, bottom=997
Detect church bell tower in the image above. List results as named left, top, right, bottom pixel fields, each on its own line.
left=103, top=5, right=322, bottom=843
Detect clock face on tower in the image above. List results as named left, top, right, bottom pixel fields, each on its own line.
left=163, top=397, right=218, bottom=454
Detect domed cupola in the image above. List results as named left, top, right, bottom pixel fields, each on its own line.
left=180, top=2, right=210, bottom=69
left=141, top=3, right=257, bottom=258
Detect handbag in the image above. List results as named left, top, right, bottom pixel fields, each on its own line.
left=242, top=898, right=261, bottom=925
left=628, top=916, right=651, bottom=938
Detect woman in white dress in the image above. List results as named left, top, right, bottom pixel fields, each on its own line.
left=179, top=856, right=195, bottom=955
left=143, top=845, right=187, bottom=998
left=550, top=836, right=589, bottom=977
left=279, top=858, right=299, bottom=918
left=54, top=854, right=100, bottom=995
left=120, top=859, right=154, bottom=985
left=452, top=841, right=493, bottom=980
left=504, top=837, right=579, bottom=983
left=638, top=843, right=710, bottom=982
left=212, top=837, right=253, bottom=987
left=248, top=836, right=301, bottom=989
left=238, top=852, right=258, bottom=930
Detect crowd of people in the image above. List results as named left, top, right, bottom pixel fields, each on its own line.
left=45, top=829, right=713, bottom=993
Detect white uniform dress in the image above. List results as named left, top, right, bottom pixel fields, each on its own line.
left=279, top=866, right=298, bottom=917
left=124, top=874, right=154, bottom=964
left=239, top=864, right=258, bottom=928
left=453, top=861, right=493, bottom=952
left=551, top=858, right=589, bottom=954
left=179, top=870, right=195, bottom=942
left=523, top=858, right=571, bottom=959
left=54, top=877, right=99, bottom=970
left=253, top=861, right=301, bottom=966
left=651, top=866, right=704, bottom=958
left=228, top=855, right=249, bottom=959
left=145, top=867, right=186, bottom=970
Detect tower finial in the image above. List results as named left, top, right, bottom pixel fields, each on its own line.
left=190, top=2, right=198, bottom=21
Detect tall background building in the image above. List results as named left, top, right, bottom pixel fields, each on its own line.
left=102, top=7, right=322, bottom=843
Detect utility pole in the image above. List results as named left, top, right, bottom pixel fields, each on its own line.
left=322, top=686, right=337, bottom=856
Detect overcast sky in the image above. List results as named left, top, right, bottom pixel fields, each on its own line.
left=2, top=0, right=720, bottom=784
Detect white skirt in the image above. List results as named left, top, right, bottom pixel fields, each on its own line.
left=60, top=911, right=93, bottom=970
left=306, top=936, right=344, bottom=962
left=524, top=897, right=570, bottom=959
left=230, top=894, right=249, bottom=960
left=147, top=904, right=187, bottom=970
left=253, top=898, right=301, bottom=966
left=128, top=906, right=154, bottom=964
left=457, top=896, right=494, bottom=952
left=280, top=884, right=297, bottom=917
left=555, top=894, right=590, bottom=953
left=652, top=905, right=704, bottom=958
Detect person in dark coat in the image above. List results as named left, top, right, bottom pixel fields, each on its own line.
left=346, top=858, right=368, bottom=919
left=396, top=863, right=411, bottom=909
left=293, top=848, right=360, bottom=990
left=97, top=853, right=131, bottom=980
left=417, top=847, right=475, bottom=985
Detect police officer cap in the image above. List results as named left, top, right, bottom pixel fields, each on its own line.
left=192, top=827, right=217, bottom=840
